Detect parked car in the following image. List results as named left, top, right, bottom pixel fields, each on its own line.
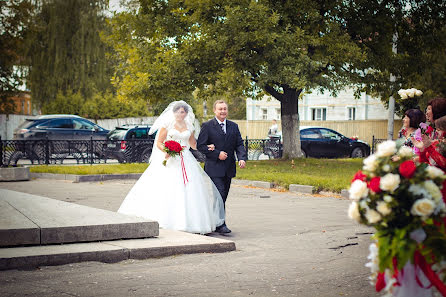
left=105, top=125, right=155, bottom=163
left=262, top=126, right=370, bottom=159
left=9, top=115, right=109, bottom=165
left=13, top=114, right=109, bottom=140
left=105, top=125, right=207, bottom=163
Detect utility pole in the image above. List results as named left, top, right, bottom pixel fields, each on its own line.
left=387, top=32, right=398, bottom=140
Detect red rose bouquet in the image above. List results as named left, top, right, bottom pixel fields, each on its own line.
left=162, top=140, right=184, bottom=166
left=348, top=140, right=446, bottom=296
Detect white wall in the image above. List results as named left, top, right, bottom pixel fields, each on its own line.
left=246, top=89, right=394, bottom=121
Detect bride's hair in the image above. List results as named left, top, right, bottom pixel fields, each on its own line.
left=173, top=102, right=189, bottom=114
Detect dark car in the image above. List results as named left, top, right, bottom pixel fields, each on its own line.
left=105, top=125, right=207, bottom=163
left=299, top=127, right=370, bottom=158
left=261, top=126, right=370, bottom=159
left=14, top=114, right=109, bottom=140
left=8, top=115, right=108, bottom=165
left=105, top=125, right=155, bottom=163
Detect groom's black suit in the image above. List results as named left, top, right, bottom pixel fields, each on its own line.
left=197, top=118, right=247, bottom=209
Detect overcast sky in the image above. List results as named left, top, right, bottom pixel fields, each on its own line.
left=108, top=0, right=124, bottom=13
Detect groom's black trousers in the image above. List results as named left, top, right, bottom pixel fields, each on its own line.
left=210, top=175, right=232, bottom=210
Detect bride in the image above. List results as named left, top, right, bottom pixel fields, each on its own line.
left=117, top=101, right=225, bottom=234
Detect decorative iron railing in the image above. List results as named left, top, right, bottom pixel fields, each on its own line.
left=0, top=136, right=282, bottom=166
left=371, top=136, right=391, bottom=154
left=244, top=136, right=283, bottom=161
left=0, top=137, right=155, bottom=166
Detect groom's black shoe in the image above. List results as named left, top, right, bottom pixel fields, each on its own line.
left=216, top=224, right=231, bottom=234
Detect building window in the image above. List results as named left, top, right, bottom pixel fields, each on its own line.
left=348, top=107, right=356, bottom=120
left=311, top=108, right=326, bottom=121
left=276, top=108, right=281, bottom=120
left=262, top=109, right=267, bottom=120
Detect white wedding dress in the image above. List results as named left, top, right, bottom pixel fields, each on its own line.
left=118, top=127, right=225, bottom=234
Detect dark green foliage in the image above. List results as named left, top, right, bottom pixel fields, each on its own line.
left=342, top=0, right=446, bottom=115
left=0, top=0, right=33, bottom=113
left=41, top=90, right=149, bottom=120
left=27, top=0, right=113, bottom=107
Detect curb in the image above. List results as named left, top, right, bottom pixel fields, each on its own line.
left=0, top=167, right=30, bottom=181
left=0, top=230, right=236, bottom=271
left=29, top=172, right=350, bottom=196
left=30, top=173, right=142, bottom=183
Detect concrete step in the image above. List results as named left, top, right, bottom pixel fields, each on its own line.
left=0, top=189, right=158, bottom=247
left=0, top=229, right=236, bottom=270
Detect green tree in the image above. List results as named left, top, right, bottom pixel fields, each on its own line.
left=0, top=0, right=33, bottom=113
left=28, top=0, right=114, bottom=108
left=42, top=90, right=149, bottom=121
left=108, top=0, right=365, bottom=158
left=342, top=0, right=446, bottom=116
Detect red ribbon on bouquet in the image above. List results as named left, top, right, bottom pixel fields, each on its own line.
left=375, top=257, right=402, bottom=292
left=414, top=250, right=446, bottom=296
left=180, top=152, right=188, bottom=185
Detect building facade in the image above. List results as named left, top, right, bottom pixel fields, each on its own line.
left=1, top=92, right=33, bottom=115
left=246, top=88, right=392, bottom=121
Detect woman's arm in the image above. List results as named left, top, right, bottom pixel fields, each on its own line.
left=189, top=132, right=197, bottom=150
left=157, top=128, right=168, bottom=154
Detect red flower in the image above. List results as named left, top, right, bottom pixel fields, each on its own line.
left=351, top=170, right=367, bottom=183
left=426, top=125, right=434, bottom=134
left=368, top=177, right=381, bottom=193
left=164, top=140, right=182, bottom=153
left=162, top=140, right=184, bottom=166
left=399, top=160, right=417, bottom=178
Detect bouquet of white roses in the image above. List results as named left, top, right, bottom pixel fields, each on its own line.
left=348, top=140, right=446, bottom=296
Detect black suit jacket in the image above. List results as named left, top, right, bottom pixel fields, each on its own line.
left=197, top=118, right=247, bottom=178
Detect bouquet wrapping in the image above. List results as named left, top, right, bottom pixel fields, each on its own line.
left=348, top=140, right=446, bottom=296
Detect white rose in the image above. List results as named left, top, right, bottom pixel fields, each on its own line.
left=406, top=88, right=416, bottom=98
left=363, top=155, right=378, bottom=171
left=424, top=180, right=442, bottom=202
left=382, top=164, right=391, bottom=172
left=376, top=201, right=392, bottom=216
left=383, top=195, right=393, bottom=203
left=426, top=166, right=445, bottom=179
left=348, top=202, right=361, bottom=222
left=398, top=146, right=414, bottom=158
left=349, top=180, right=369, bottom=201
left=376, top=141, right=397, bottom=158
left=380, top=173, right=400, bottom=192
left=359, top=200, right=368, bottom=209
left=411, top=198, right=435, bottom=217
left=415, top=89, right=423, bottom=96
left=398, top=89, right=408, bottom=99
left=365, top=208, right=382, bottom=224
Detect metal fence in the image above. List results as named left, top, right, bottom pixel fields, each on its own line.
left=0, top=137, right=155, bottom=166
left=371, top=136, right=390, bottom=154
left=244, top=137, right=282, bottom=160
left=0, top=137, right=282, bottom=166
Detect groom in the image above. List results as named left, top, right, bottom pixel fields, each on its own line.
left=197, top=100, right=247, bottom=234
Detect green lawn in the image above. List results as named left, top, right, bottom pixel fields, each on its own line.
left=236, top=158, right=362, bottom=192
left=30, top=158, right=363, bottom=193
left=30, top=163, right=149, bottom=175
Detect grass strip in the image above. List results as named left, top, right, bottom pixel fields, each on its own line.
left=30, top=158, right=363, bottom=193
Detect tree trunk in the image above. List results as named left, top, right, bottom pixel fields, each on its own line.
left=265, top=84, right=302, bottom=159
left=281, top=87, right=302, bottom=159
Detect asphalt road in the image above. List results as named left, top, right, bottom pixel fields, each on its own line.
left=0, top=179, right=377, bottom=297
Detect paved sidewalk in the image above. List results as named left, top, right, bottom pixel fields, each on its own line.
left=0, top=179, right=377, bottom=296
